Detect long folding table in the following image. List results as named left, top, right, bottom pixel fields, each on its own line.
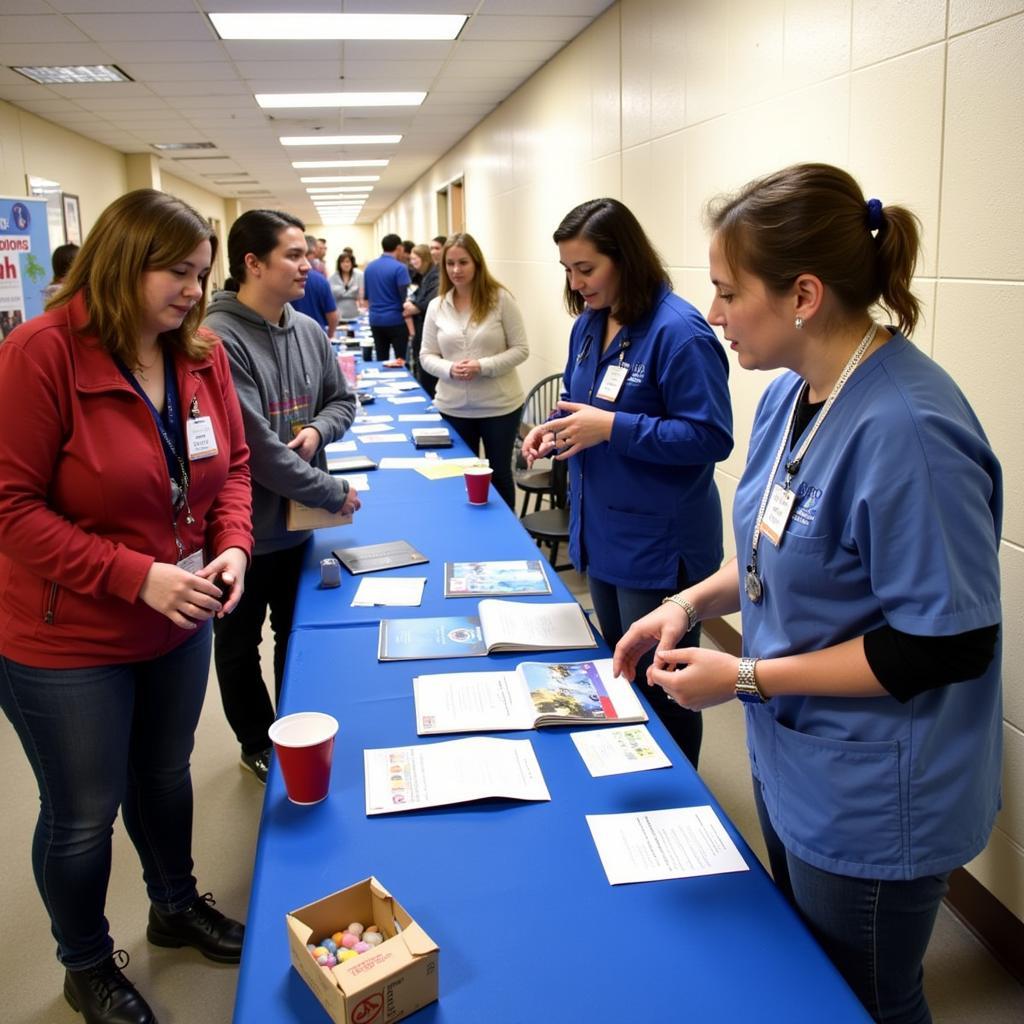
left=232, top=363, right=870, bottom=1022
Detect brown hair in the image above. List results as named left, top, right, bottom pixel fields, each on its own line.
left=439, top=233, right=508, bottom=324
left=47, top=189, right=219, bottom=361
left=552, top=198, right=670, bottom=325
left=410, top=243, right=431, bottom=273
left=706, top=163, right=921, bottom=335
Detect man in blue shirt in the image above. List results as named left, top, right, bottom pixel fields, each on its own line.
left=363, top=233, right=411, bottom=361
left=290, top=234, right=338, bottom=338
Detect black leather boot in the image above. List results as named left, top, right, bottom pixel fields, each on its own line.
left=147, top=892, right=244, bottom=963
left=64, top=950, right=158, bottom=1024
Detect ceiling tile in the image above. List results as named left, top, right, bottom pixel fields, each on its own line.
left=99, top=41, right=226, bottom=62
left=454, top=39, right=565, bottom=62
left=479, top=0, right=613, bottom=13
left=338, top=41, right=455, bottom=61
left=222, top=41, right=342, bottom=62
left=149, top=80, right=251, bottom=98
left=119, top=62, right=242, bottom=83
left=0, top=15, right=90, bottom=43
left=0, top=43, right=109, bottom=65
left=66, top=13, right=216, bottom=42
left=53, top=0, right=197, bottom=10
left=233, top=62, right=342, bottom=81
left=460, top=15, right=593, bottom=41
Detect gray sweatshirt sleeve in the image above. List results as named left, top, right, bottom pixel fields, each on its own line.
left=223, top=337, right=350, bottom=512
left=307, top=333, right=357, bottom=449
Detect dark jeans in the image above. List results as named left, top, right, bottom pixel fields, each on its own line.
left=754, top=781, right=949, bottom=1024
left=371, top=322, right=408, bottom=362
left=587, top=566, right=703, bottom=768
left=213, top=543, right=305, bottom=755
left=0, top=625, right=211, bottom=969
left=443, top=406, right=521, bottom=509
left=411, top=328, right=437, bottom=398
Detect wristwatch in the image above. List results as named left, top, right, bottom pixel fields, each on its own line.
left=735, top=657, right=766, bottom=704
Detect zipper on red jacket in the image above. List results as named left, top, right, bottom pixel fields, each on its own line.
left=44, top=582, right=58, bottom=624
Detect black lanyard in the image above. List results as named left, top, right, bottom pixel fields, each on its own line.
left=115, top=346, right=189, bottom=505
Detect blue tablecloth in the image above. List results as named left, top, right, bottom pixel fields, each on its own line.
left=232, top=364, right=870, bottom=1023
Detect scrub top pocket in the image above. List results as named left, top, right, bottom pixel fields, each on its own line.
left=769, top=718, right=905, bottom=874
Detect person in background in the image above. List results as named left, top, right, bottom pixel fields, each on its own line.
left=313, top=238, right=328, bottom=275
left=363, top=234, right=412, bottom=361
left=203, top=209, right=360, bottom=785
left=521, top=198, right=733, bottom=767
left=615, top=164, right=1002, bottom=1024
left=400, top=240, right=415, bottom=265
left=420, top=232, right=528, bottom=507
left=42, top=242, right=79, bottom=302
left=289, top=234, right=338, bottom=339
left=404, top=242, right=440, bottom=396
left=0, top=189, right=253, bottom=1024
left=329, top=251, right=364, bottom=324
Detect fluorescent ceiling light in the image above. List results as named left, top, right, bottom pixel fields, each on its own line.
left=306, top=186, right=373, bottom=194
left=300, top=176, right=380, bottom=184
left=257, top=92, right=424, bottom=109
left=280, top=135, right=400, bottom=147
left=292, top=160, right=389, bottom=169
left=152, top=141, right=217, bottom=151
left=210, top=13, right=465, bottom=41
left=13, top=64, right=131, bottom=85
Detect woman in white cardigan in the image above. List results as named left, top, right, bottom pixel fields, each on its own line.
left=420, top=233, right=528, bottom=506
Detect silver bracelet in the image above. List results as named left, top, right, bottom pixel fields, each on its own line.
left=661, top=593, right=697, bottom=634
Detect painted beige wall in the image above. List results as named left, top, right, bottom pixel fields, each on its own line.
left=0, top=99, right=239, bottom=289
left=375, top=0, right=1024, bottom=921
left=0, top=98, right=127, bottom=237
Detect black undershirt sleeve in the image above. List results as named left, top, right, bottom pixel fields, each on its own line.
left=863, top=624, right=1000, bottom=703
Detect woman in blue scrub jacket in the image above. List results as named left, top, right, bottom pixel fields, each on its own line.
left=522, top=198, right=733, bottom=767
left=615, top=164, right=1002, bottom=1024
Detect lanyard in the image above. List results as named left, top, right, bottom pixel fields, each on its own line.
left=744, top=322, right=878, bottom=604
left=115, top=347, right=195, bottom=554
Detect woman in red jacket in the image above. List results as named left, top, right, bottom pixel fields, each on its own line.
left=0, top=190, right=253, bottom=1024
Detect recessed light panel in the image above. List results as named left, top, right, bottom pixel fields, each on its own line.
left=257, top=92, right=424, bottom=109
left=291, top=160, right=389, bottom=169
left=280, top=135, right=401, bottom=146
left=210, top=13, right=465, bottom=41
left=12, top=64, right=131, bottom=85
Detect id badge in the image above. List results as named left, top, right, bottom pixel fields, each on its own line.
left=177, top=549, right=204, bottom=574
left=596, top=364, right=628, bottom=402
left=290, top=420, right=307, bottom=439
left=186, top=416, right=218, bottom=460
left=759, top=484, right=796, bottom=546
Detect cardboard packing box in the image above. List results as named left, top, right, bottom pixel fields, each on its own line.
left=286, top=877, right=439, bottom=1024
left=286, top=499, right=353, bottom=532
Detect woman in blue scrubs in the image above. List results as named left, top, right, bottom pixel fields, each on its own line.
left=522, top=198, right=733, bottom=767
left=614, top=164, right=1002, bottom=1024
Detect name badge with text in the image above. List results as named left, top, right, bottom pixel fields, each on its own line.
left=596, top=364, right=628, bottom=403
left=759, top=484, right=796, bottom=546
left=186, top=417, right=218, bottom=460
left=177, top=550, right=204, bottom=574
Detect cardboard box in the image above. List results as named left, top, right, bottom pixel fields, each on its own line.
left=286, top=877, right=439, bottom=1024
left=286, top=499, right=353, bottom=532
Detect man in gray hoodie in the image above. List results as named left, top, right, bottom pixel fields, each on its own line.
left=203, top=208, right=359, bottom=782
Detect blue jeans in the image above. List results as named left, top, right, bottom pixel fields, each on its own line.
left=753, top=780, right=948, bottom=1024
left=587, top=570, right=703, bottom=768
left=0, top=625, right=211, bottom=969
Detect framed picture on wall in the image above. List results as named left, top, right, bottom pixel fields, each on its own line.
left=26, top=174, right=66, bottom=250
left=62, top=193, right=82, bottom=246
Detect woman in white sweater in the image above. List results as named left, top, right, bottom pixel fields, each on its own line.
left=420, top=233, right=528, bottom=506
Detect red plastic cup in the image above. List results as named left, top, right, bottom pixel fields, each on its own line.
left=267, top=712, right=338, bottom=805
left=464, top=466, right=493, bottom=505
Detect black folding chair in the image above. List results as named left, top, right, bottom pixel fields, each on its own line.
left=513, top=373, right=563, bottom=518
left=521, top=456, right=571, bottom=571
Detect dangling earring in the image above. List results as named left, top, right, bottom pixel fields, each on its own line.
left=794, top=316, right=804, bottom=329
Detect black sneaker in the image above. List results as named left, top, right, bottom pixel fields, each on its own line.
left=64, top=949, right=157, bottom=1024
left=239, top=748, right=271, bottom=784
left=147, top=893, right=244, bottom=964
